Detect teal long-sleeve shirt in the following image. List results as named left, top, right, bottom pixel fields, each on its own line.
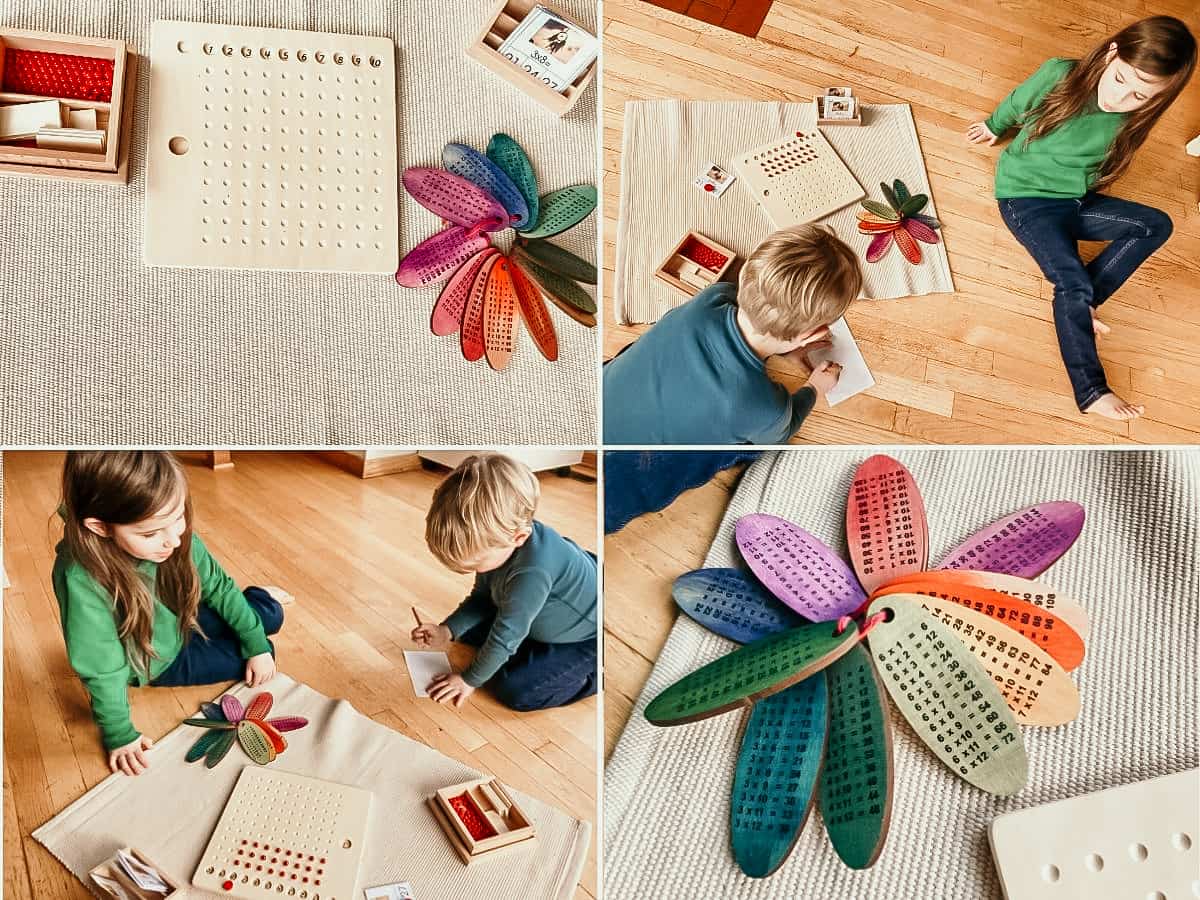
left=987, top=58, right=1128, bottom=199
left=442, top=521, right=597, bottom=687
left=52, top=533, right=271, bottom=750
left=603, top=283, right=817, bottom=444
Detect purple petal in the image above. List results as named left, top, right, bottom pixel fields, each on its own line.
left=735, top=514, right=867, bottom=622
left=865, top=231, right=894, bottom=263
left=402, top=167, right=508, bottom=230
left=220, top=694, right=245, bottom=723
left=904, top=218, right=940, bottom=244
left=395, top=225, right=491, bottom=289
left=937, top=501, right=1085, bottom=578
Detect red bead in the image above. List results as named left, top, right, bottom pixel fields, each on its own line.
left=222, top=881, right=233, bottom=891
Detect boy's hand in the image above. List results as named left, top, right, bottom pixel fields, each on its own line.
left=806, top=361, right=843, bottom=397
left=428, top=672, right=475, bottom=708
left=966, top=121, right=998, bottom=146
left=109, top=734, right=154, bottom=776
left=245, top=652, right=276, bottom=687
left=412, top=623, right=452, bottom=647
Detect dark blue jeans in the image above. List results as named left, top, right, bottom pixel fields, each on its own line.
left=152, top=587, right=284, bottom=686
left=998, top=194, right=1172, bottom=411
left=458, top=617, right=597, bottom=712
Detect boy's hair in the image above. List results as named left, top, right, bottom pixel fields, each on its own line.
left=426, top=454, right=540, bottom=572
left=737, top=224, right=863, bottom=341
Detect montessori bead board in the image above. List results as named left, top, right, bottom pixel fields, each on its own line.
left=144, top=21, right=399, bottom=273
left=989, top=769, right=1199, bottom=900
left=733, top=129, right=864, bottom=227
left=192, top=766, right=371, bottom=900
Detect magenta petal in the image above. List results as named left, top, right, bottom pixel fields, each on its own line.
left=937, top=501, right=1085, bottom=578
left=220, top=694, right=245, bottom=723
left=402, top=167, right=507, bottom=230
left=905, top=218, right=940, bottom=244
left=735, top=513, right=867, bottom=622
left=431, top=247, right=499, bottom=335
left=395, top=225, right=491, bottom=289
left=865, top=231, right=894, bottom=262
left=265, top=715, right=308, bottom=733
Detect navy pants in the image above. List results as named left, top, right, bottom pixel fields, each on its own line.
left=458, top=617, right=597, bottom=712
left=998, top=194, right=1172, bottom=411
left=152, top=587, right=284, bottom=686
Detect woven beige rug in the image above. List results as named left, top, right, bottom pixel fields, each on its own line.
left=33, top=674, right=590, bottom=899
left=615, top=100, right=955, bottom=325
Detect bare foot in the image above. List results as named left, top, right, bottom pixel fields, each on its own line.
left=262, top=585, right=296, bottom=605
left=1084, top=393, right=1144, bottom=420
left=1091, top=311, right=1111, bottom=336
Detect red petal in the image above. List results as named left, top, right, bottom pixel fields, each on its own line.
left=865, top=231, right=894, bottom=263
left=894, top=226, right=922, bottom=264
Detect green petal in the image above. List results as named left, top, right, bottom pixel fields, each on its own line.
left=512, top=250, right=597, bottom=314
left=879, top=181, right=900, bottom=212
left=861, top=199, right=900, bottom=221
left=186, top=729, right=227, bottom=763
left=899, top=194, right=928, bottom=217
left=517, top=238, right=597, bottom=284
left=204, top=729, right=238, bottom=768
left=892, top=179, right=911, bottom=205
left=518, top=185, right=597, bottom=239
left=486, top=133, right=539, bottom=227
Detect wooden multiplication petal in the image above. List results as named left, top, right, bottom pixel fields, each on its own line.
left=220, top=694, right=245, bottom=723
left=846, top=455, right=929, bottom=594
left=460, top=251, right=498, bottom=362
left=817, top=642, right=893, bottom=869
left=238, top=720, right=276, bottom=765
left=731, top=674, right=828, bottom=878
left=431, top=247, right=498, bottom=336
left=183, top=718, right=236, bottom=729
left=253, top=719, right=288, bottom=754
left=516, top=238, right=597, bottom=284
left=509, top=258, right=558, bottom=361
left=443, top=142, right=529, bottom=228
left=873, top=580, right=1085, bottom=671
left=643, top=622, right=857, bottom=726
left=672, top=567, right=803, bottom=644
left=866, top=597, right=1028, bottom=796
left=890, top=594, right=1080, bottom=726
left=186, top=729, right=228, bottom=763
left=511, top=250, right=597, bottom=314
left=199, top=701, right=226, bottom=722
left=402, top=166, right=507, bottom=229
left=735, top=513, right=867, bottom=622
left=937, top=501, right=1085, bottom=578
left=395, top=225, right=491, bottom=289
left=205, top=729, right=238, bottom=768
left=244, top=692, right=273, bottom=722
left=878, top=569, right=1090, bottom=642
left=486, top=133, right=540, bottom=228
left=265, top=716, right=308, bottom=733
left=482, top=256, right=519, bottom=371
left=518, top=184, right=597, bottom=238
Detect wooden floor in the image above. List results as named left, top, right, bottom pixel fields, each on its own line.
left=2, top=451, right=598, bottom=900
left=603, top=463, right=746, bottom=757
left=602, top=0, right=1200, bottom=444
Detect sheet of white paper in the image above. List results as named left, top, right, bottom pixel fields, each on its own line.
left=806, top=316, right=874, bottom=406
left=365, top=882, right=415, bottom=900
left=403, top=650, right=452, bottom=698
left=68, top=107, right=98, bottom=130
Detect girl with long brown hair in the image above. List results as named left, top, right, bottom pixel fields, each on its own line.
left=53, top=451, right=285, bottom=776
left=966, top=16, right=1196, bottom=421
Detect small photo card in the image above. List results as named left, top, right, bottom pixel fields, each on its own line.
left=822, top=95, right=857, bottom=119
left=365, top=882, right=415, bottom=900
left=693, top=161, right=736, bottom=197
left=825, top=86, right=854, bottom=98
left=498, top=5, right=599, bottom=94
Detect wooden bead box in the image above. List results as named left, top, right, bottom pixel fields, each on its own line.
left=654, top=231, right=737, bottom=296
left=466, top=0, right=596, bottom=117
left=0, top=29, right=135, bottom=183
left=428, top=777, right=537, bottom=864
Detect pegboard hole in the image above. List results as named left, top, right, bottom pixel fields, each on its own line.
left=168, top=136, right=190, bottom=155
left=1175, top=833, right=1193, bottom=851
left=1040, top=864, right=1060, bottom=883
left=1130, top=843, right=1149, bottom=862
left=1085, top=853, right=1104, bottom=872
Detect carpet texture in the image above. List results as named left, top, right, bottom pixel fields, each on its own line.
left=614, top=100, right=954, bottom=325
left=604, top=448, right=1199, bottom=900
left=34, top=674, right=590, bottom=899
left=0, top=0, right=598, bottom=444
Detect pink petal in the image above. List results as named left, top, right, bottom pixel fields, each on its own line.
left=905, top=218, right=940, bottom=244
left=431, top=247, right=499, bottom=335
left=937, top=502, right=1085, bottom=578
left=865, top=231, right=894, bottom=263
left=395, top=225, right=491, bottom=289
left=220, top=694, right=245, bottom=723
left=402, top=167, right=507, bottom=230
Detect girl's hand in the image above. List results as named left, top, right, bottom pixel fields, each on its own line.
left=966, top=121, right=999, bottom=146
left=428, top=672, right=475, bottom=708
left=245, top=652, right=277, bottom=687
left=109, top=735, right=154, bottom=776
left=412, top=623, right=452, bottom=647
left=806, top=361, right=843, bottom=397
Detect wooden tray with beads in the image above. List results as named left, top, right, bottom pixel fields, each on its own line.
left=0, top=29, right=134, bottom=183
left=430, top=777, right=536, bottom=864
left=467, top=0, right=596, bottom=117
left=653, top=231, right=737, bottom=297
left=192, top=766, right=371, bottom=900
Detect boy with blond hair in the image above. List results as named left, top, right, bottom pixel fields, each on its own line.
left=412, top=454, right=597, bottom=712
left=603, top=224, right=864, bottom=444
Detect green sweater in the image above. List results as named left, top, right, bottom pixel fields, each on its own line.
left=988, top=58, right=1128, bottom=199
left=443, top=520, right=597, bottom=687
left=52, top=534, right=271, bottom=750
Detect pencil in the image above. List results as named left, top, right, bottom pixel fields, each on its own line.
left=412, top=607, right=423, bottom=627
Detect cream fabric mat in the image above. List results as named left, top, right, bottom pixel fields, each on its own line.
left=33, top=674, right=590, bottom=900
left=604, top=449, right=1199, bottom=900
left=0, top=0, right=597, bottom=444
left=614, top=100, right=955, bottom=325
